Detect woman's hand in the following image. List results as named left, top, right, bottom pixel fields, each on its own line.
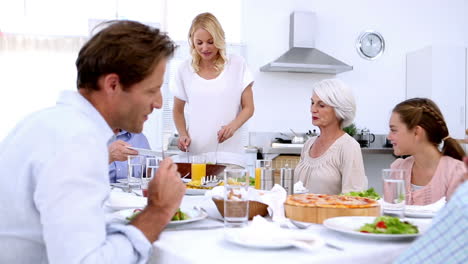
left=178, top=135, right=191, bottom=151
left=217, top=123, right=238, bottom=143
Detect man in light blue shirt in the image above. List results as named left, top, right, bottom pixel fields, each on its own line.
left=394, top=159, right=468, bottom=264
left=0, top=21, right=185, bottom=264
left=108, top=129, right=150, bottom=183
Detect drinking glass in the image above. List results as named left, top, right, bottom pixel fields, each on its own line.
left=142, top=157, right=159, bottom=197
left=382, top=169, right=406, bottom=218
left=224, top=169, right=250, bottom=228
left=191, top=155, right=206, bottom=182
left=128, top=155, right=144, bottom=189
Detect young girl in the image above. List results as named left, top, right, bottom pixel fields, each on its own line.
left=388, top=98, right=465, bottom=205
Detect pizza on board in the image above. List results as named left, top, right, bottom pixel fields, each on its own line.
left=285, top=193, right=379, bottom=208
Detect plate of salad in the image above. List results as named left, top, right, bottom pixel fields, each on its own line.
left=323, top=216, right=430, bottom=240
left=114, top=207, right=207, bottom=226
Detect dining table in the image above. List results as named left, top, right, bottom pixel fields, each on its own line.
left=107, top=190, right=433, bottom=264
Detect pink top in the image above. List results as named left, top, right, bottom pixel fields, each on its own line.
left=391, top=156, right=465, bottom=205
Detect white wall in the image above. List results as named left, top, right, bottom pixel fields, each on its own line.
left=243, top=0, right=468, bottom=134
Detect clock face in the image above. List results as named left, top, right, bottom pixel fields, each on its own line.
left=357, top=31, right=385, bottom=60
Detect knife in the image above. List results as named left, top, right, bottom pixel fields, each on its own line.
left=164, top=225, right=224, bottom=232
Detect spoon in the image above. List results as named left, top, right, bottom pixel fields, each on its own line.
left=289, top=219, right=344, bottom=251
left=289, top=219, right=312, bottom=229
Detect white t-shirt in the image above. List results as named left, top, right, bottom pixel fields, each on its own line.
left=173, top=54, right=253, bottom=167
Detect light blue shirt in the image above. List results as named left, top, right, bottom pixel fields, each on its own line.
left=394, top=181, right=468, bottom=264
left=0, top=91, right=152, bottom=263
left=109, top=130, right=150, bottom=183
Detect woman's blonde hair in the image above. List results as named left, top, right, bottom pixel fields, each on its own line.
left=188, top=12, right=227, bottom=73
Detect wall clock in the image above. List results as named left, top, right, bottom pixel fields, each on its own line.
left=356, top=30, right=385, bottom=60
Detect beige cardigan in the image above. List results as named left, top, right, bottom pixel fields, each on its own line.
left=294, top=134, right=368, bottom=195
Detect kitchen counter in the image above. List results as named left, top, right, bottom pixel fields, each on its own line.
left=262, top=144, right=394, bottom=155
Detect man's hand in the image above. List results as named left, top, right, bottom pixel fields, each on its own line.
left=178, top=135, right=191, bottom=152
left=147, top=158, right=185, bottom=213
left=108, top=140, right=137, bottom=163
left=130, top=157, right=185, bottom=242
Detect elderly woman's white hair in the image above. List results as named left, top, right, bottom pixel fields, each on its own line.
left=312, top=79, right=356, bottom=128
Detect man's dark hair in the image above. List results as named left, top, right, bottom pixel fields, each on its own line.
left=76, top=20, right=176, bottom=90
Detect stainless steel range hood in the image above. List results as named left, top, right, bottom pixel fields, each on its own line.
left=260, top=11, right=352, bottom=74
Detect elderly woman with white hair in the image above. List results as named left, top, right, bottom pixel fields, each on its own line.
left=294, top=79, right=368, bottom=194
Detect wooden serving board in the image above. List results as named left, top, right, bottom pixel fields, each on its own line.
left=284, top=203, right=381, bottom=224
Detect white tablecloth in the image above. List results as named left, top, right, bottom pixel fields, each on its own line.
left=140, top=195, right=432, bottom=264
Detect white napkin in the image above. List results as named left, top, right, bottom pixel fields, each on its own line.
left=205, top=184, right=288, bottom=221
left=224, top=216, right=324, bottom=251
left=405, top=197, right=446, bottom=215
left=262, top=184, right=287, bottom=221
left=105, top=190, right=147, bottom=211
left=294, top=181, right=309, bottom=194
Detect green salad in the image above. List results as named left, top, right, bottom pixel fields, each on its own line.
left=358, top=216, right=419, bottom=234
left=126, top=208, right=190, bottom=221
left=342, top=188, right=381, bottom=200
left=171, top=208, right=189, bottom=221
left=126, top=209, right=142, bottom=221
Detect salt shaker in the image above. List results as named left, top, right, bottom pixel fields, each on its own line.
left=280, top=164, right=294, bottom=195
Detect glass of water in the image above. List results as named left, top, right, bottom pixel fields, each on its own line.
left=382, top=169, right=406, bottom=218
left=142, top=157, right=159, bottom=197
left=127, top=155, right=144, bottom=189
left=224, top=169, right=249, bottom=228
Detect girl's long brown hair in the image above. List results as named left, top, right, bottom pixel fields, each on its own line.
left=393, top=98, right=464, bottom=160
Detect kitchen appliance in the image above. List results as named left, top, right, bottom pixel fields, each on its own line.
left=355, top=129, right=375, bottom=148
left=290, top=128, right=306, bottom=144
left=260, top=11, right=353, bottom=74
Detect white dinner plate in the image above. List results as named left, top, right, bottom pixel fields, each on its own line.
left=116, top=179, right=140, bottom=185
left=113, top=208, right=208, bottom=226
left=185, top=188, right=208, bottom=195
left=323, top=216, right=430, bottom=240
left=404, top=206, right=436, bottom=218
left=224, top=228, right=324, bottom=250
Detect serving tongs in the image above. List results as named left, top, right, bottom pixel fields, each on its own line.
left=201, top=175, right=222, bottom=188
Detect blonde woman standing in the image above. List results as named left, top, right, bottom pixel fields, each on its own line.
left=172, top=12, right=254, bottom=168
left=388, top=98, right=465, bottom=205
left=294, top=79, right=368, bottom=194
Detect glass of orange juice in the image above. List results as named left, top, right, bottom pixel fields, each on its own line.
left=191, top=155, right=206, bottom=182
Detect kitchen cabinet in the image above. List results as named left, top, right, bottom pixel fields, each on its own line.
left=406, top=46, right=467, bottom=139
